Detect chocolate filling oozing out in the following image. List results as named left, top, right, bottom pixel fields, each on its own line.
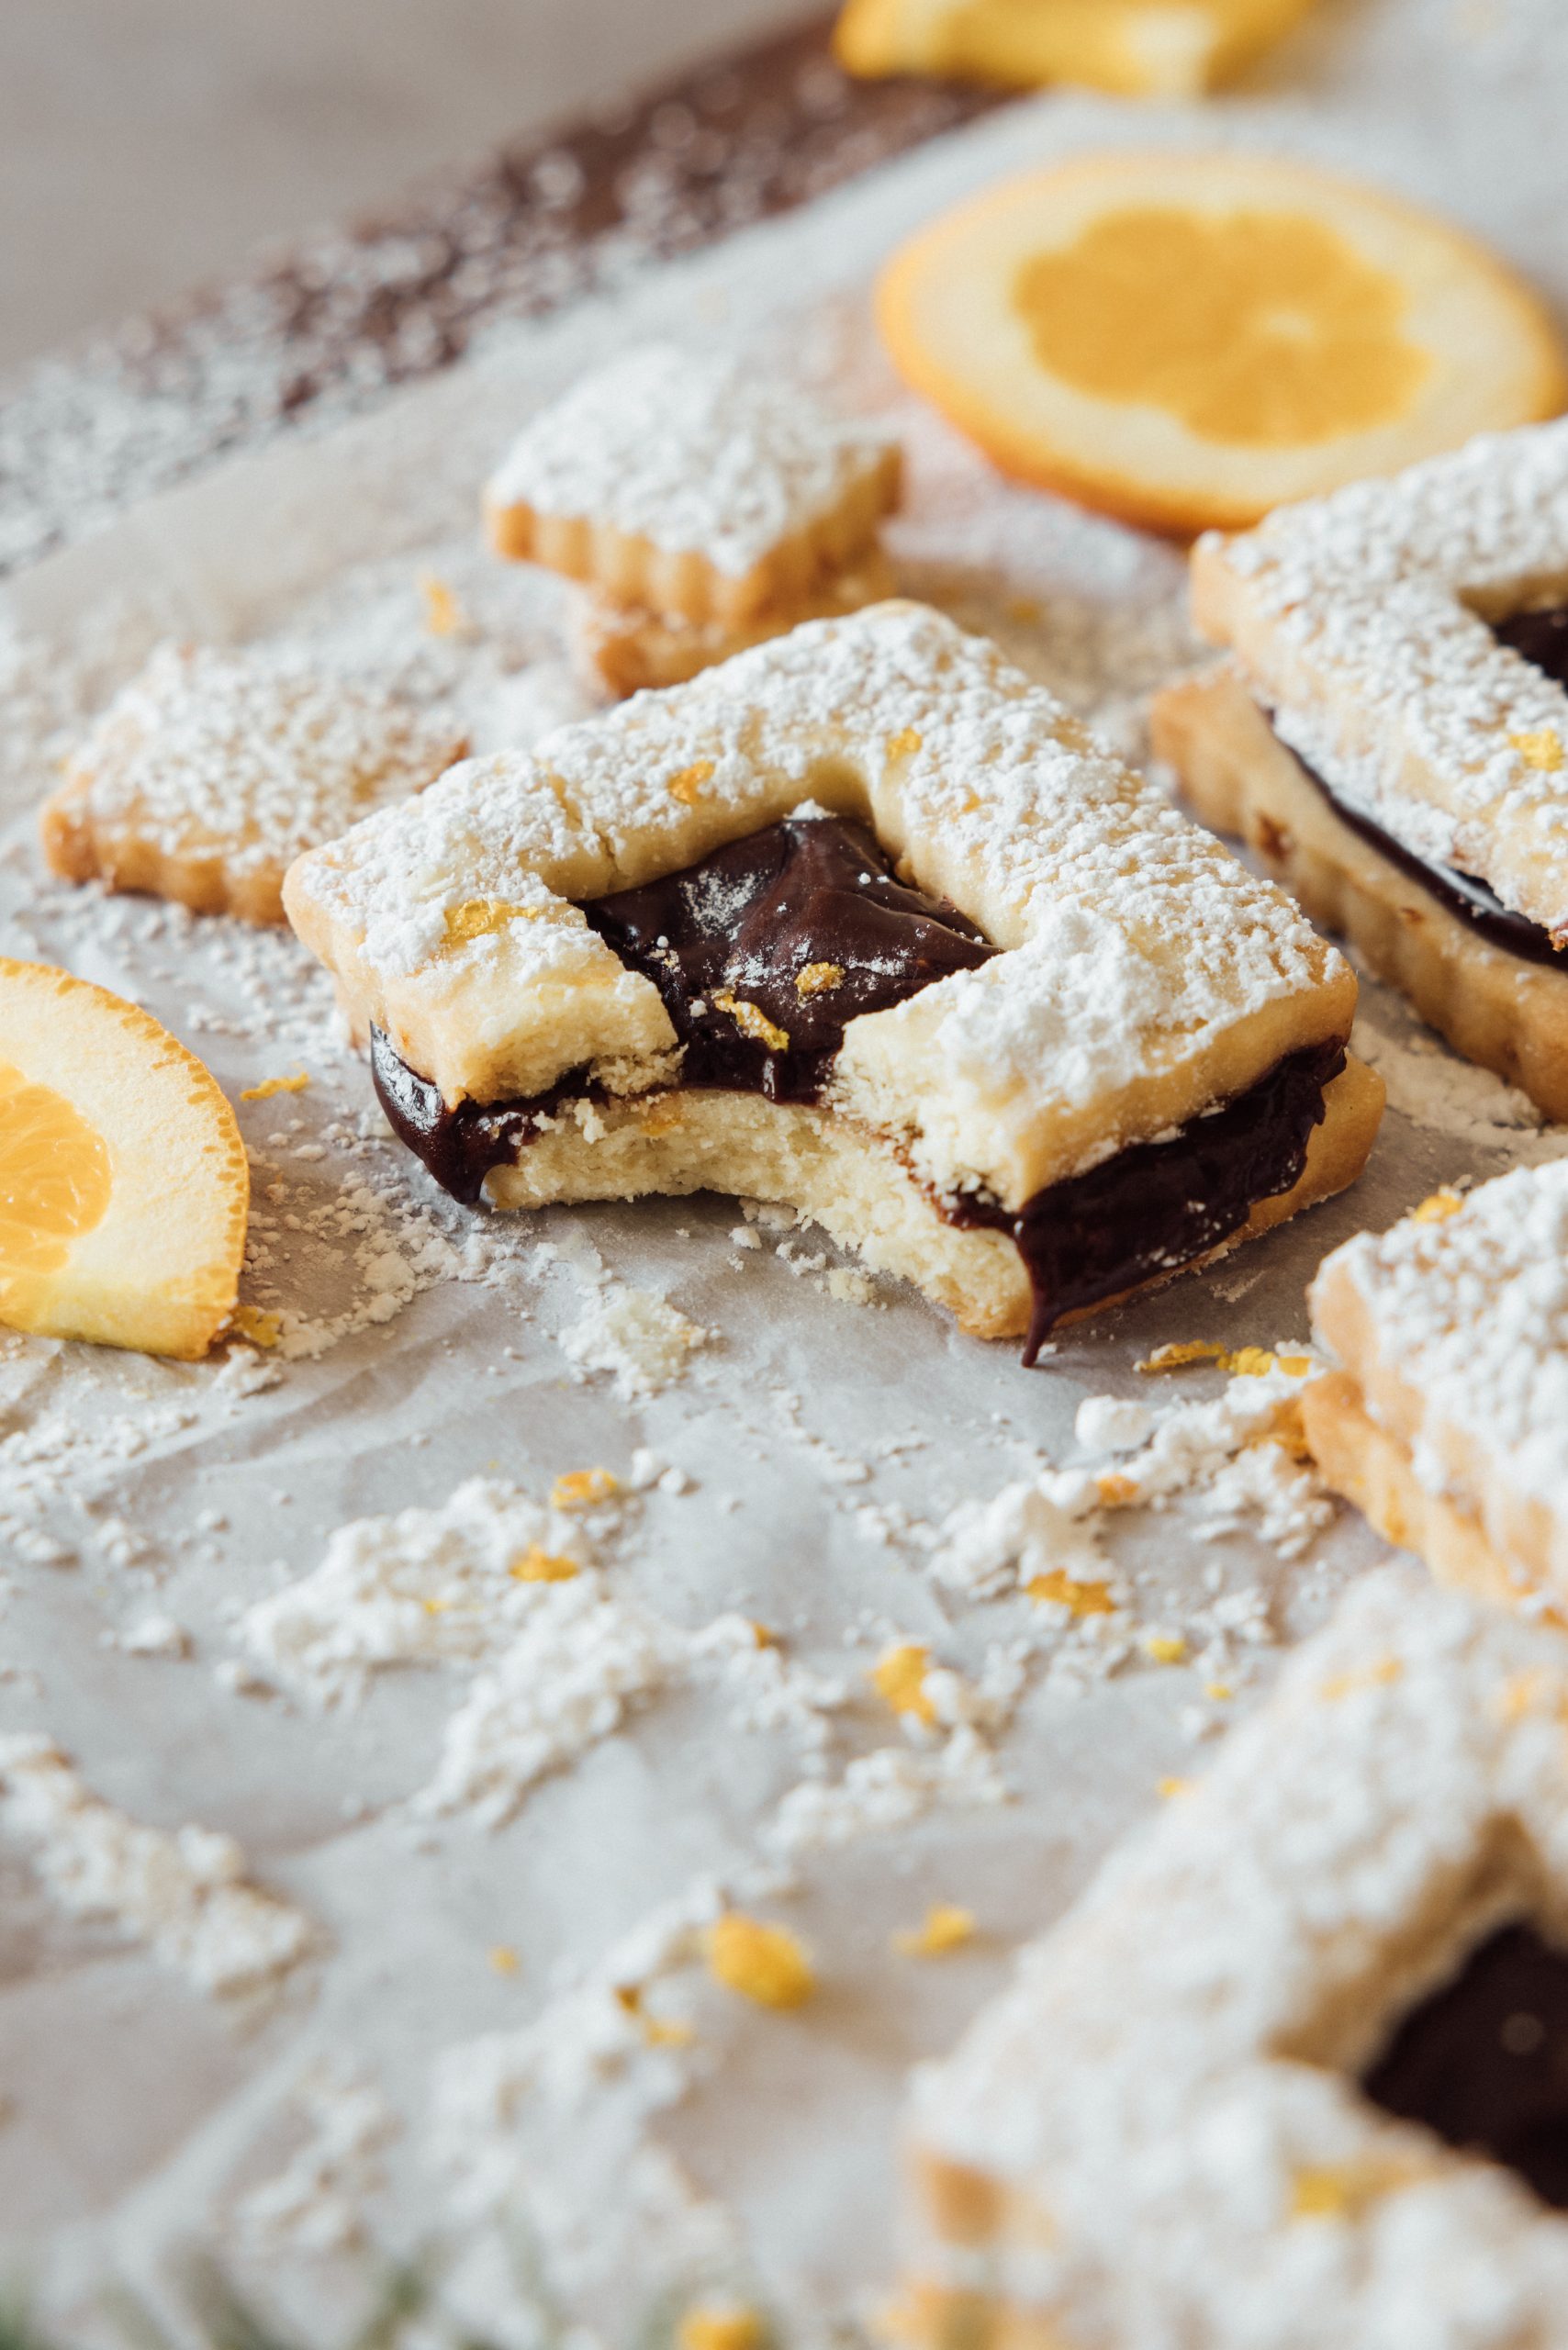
left=1260, top=601, right=1568, bottom=971
left=1361, top=1921, right=1568, bottom=2210
left=373, top=811, right=1343, bottom=1361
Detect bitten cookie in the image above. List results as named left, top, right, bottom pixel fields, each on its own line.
left=41, top=644, right=465, bottom=926
left=1155, top=420, right=1568, bottom=1118
left=284, top=600, right=1381, bottom=1360
left=1304, top=1166, right=1568, bottom=1614
left=905, top=1569, right=1568, bottom=2347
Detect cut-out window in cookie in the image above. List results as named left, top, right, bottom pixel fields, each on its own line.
left=904, top=1570, right=1568, bottom=2348
left=1153, top=418, right=1568, bottom=1121
left=40, top=644, right=466, bottom=927
left=485, top=343, right=902, bottom=697
left=284, top=601, right=1383, bottom=1360
left=1305, top=1161, right=1568, bottom=1616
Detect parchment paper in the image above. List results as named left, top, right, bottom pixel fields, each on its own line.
left=2, top=2, right=1566, bottom=2337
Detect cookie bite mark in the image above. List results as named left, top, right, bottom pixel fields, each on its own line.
left=40, top=644, right=465, bottom=926
left=286, top=602, right=1379, bottom=1354
left=1305, top=1163, right=1568, bottom=1612
left=903, top=1571, right=1568, bottom=2344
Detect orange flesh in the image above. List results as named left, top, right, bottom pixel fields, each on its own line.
left=0, top=1059, right=114, bottom=1287
left=1014, top=206, right=1430, bottom=447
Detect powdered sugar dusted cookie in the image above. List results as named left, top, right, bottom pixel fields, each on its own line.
left=285, top=601, right=1381, bottom=1358
left=1156, top=420, right=1568, bottom=1118
left=1305, top=1166, right=1568, bottom=1613
left=41, top=644, right=467, bottom=926
left=485, top=343, right=902, bottom=631
left=905, top=1568, right=1568, bottom=2347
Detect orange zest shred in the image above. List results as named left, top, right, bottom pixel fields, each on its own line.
left=420, top=574, right=465, bottom=636
left=510, top=1545, right=579, bottom=1583
left=795, top=961, right=845, bottom=997
left=712, top=990, right=790, bottom=1053
left=706, top=1914, right=815, bottom=2009
left=488, top=1944, right=521, bottom=1975
left=870, top=1641, right=936, bottom=1724
left=1291, top=2155, right=1425, bottom=2221
left=667, top=758, right=717, bottom=805
left=677, top=2305, right=767, bottom=2350
left=1142, top=1633, right=1189, bottom=1665
left=1510, top=728, right=1565, bottom=773
left=1027, top=1570, right=1115, bottom=1617
left=893, top=1903, right=977, bottom=1957
left=550, top=1467, right=620, bottom=1510
left=239, top=1071, right=310, bottom=1102
left=1410, top=1186, right=1465, bottom=1224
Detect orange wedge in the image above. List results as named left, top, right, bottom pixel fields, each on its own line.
left=0, top=959, right=249, bottom=1358
left=835, top=0, right=1318, bottom=96
left=878, top=151, right=1568, bottom=535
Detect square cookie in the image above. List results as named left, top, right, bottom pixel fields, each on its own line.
left=284, top=600, right=1382, bottom=1359
left=1305, top=1165, right=1568, bottom=1614
left=484, top=343, right=902, bottom=632
left=41, top=644, right=465, bottom=926
left=905, top=1568, right=1568, bottom=2348
left=1153, top=420, right=1568, bottom=1120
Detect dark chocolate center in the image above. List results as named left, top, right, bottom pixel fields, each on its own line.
left=1495, top=601, right=1568, bottom=692
left=581, top=811, right=997, bottom=1101
left=373, top=811, right=1343, bottom=1361
left=1261, top=599, right=1568, bottom=970
left=1361, top=1921, right=1568, bottom=2210
left=952, top=1036, right=1343, bottom=1364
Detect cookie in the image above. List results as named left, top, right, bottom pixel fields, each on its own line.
left=906, top=1569, right=1568, bottom=2346
left=1160, top=420, right=1568, bottom=1115
left=41, top=643, right=466, bottom=926
left=485, top=343, right=902, bottom=629
left=285, top=601, right=1381, bottom=1359
left=1305, top=1165, right=1568, bottom=1611
left=0, top=957, right=249, bottom=1359
left=835, top=0, right=1318, bottom=97
left=569, top=549, right=897, bottom=699
left=878, top=152, right=1567, bottom=536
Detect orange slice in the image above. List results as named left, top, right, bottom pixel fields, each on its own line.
left=835, top=0, right=1317, bottom=96
left=878, top=152, right=1568, bottom=535
left=0, top=959, right=249, bottom=1358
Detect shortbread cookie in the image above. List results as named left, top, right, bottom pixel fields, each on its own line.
left=0, top=957, right=248, bottom=1359
left=1161, top=421, right=1568, bottom=1116
left=879, top=152, right=1567, bottom=536
left=1153, top=666, right=1568, bottom=1119
left=835, top=0, right=1317, bottom=97
left=570, top=549, right=897, bottom=699
left=285, top=601, right=1381, bottom=1359
left=484, top=345, right=902, bottom=627
left=41, top=644, right=466, bottom=926
left=1305, top=1165, right=1568, bottom=1611
left=906, top=1569, right=1568, bottom=2347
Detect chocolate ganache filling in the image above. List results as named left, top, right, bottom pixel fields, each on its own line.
left=1362, top=1921, right=1568, bottom=2210
left=1269, top=599, right=1568, bottom=970
left=373, top=811, right=1343, bottom=1360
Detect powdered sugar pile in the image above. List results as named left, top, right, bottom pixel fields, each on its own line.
left=0, top=1735, right=314, bottom=1996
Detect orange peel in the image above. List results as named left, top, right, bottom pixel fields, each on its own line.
left=835, top=0, right=1318, bottom=98
left=0, top=958, right=248, bottom=1359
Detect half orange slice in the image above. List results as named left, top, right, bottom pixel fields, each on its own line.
left=0, top=959, right=249, bottom=1358
left=878, top=152, right=1568, bottom=535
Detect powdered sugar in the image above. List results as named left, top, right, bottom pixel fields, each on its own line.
left=486, top=343, right=899, bottom=577
left=0, top=1735, right=314, bottom=1996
